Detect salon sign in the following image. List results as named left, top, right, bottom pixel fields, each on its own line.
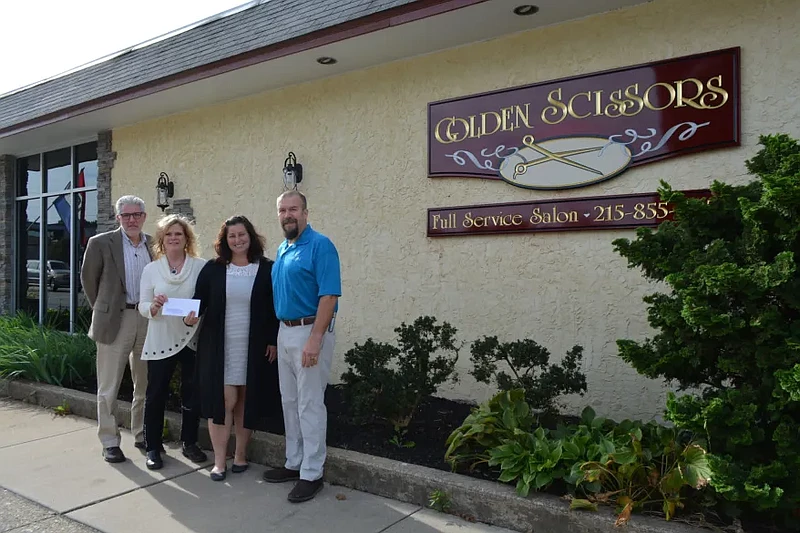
left=427, top=48, right=740, bottom=190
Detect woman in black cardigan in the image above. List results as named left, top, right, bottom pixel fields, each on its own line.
left=187, top=215, right=282, bottom=481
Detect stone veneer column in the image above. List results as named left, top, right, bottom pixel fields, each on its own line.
left=165, top=198, right=195, bottom=223
left=96, top=130, right=117, bottom=234
left=0, top=155, right=15, bottom=314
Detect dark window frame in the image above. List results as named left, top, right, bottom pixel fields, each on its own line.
left=13, top=141, right=99, bottom=333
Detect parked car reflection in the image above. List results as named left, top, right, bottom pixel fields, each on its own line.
left=26, top=259, right=75, bottom=291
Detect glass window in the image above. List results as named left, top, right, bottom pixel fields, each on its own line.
left=76, top=189, right=98, bottom=333
left=17, top=197, right=41, bottom=321
left=75, top=143, right=98, bottom=188
left=44, top=194, right=72, bottom=328
left=15, top=141, right=98, bottom=332
left=45, top=148, right=71, bottom=193
left=17, top=155, right=41, bottom=197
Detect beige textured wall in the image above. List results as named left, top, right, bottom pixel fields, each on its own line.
left=111, top=0, right=800, bottom=420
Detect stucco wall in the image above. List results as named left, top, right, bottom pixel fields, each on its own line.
left=111, top=0, right=800, bottom=421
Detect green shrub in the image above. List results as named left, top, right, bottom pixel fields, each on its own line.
left=341, top=316, right=460, bottom=429
left=0, top=312, right=96, bottom=387
left=470, top=336, right=587, bottom=415
left=612, top=133, right=800, bottom=526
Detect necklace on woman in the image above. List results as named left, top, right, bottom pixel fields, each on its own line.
left=167, top=257, right=185, bottom=275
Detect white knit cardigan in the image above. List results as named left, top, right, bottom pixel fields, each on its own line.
left=138, top=255, right=205, bottom=361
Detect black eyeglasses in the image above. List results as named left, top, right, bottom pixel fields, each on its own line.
left=119, top=212, right=145, bottom=220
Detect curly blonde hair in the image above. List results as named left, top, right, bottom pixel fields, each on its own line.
left=153, top=214, right=199, bottom=258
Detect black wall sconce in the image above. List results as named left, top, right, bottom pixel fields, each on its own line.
left=156, top=172, right=175, bottom=211
left=283, top=152, right=303, bottom=190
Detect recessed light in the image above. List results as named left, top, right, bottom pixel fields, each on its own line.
left=316, top=56, right=337, bottom=65
left=513, top=5, right=539, bottom=16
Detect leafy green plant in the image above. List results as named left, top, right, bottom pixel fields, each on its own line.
left=0, top=312, right=96, bottom=387
left=389, top=428, right=416, bottom=448
left=612, top=134, right=800, bottom=525
left=445, top=389, right=534, bottom=470
left=341, top=316, right=460, bottom=429
left=447, top=392, right=710, bottom=524
left=577, top=425, right=712, bottom=525
left=428, top=489, right=452, bottom=512
left=53, top=400, right=71, bottom=417
left=470, top=337, right=587, bottom=415
left=488, top=427, right=571, bottom=497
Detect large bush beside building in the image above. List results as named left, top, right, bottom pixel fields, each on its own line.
left=613, top=134, right=800, bottom=527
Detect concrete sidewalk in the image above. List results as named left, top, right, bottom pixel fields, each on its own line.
left=0, top=399, right=516, bottom=533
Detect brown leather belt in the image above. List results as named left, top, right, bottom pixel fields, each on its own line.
left=283, top=316, right=315, bottom=327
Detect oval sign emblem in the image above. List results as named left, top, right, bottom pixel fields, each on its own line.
left=498, top=135, right=632, bottom=190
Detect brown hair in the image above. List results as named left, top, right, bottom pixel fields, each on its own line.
left=277, top=190, right=307, bottom=210
left=213, top=215, right=265, bottom=264
left=152, top=214, right=199, bottom=259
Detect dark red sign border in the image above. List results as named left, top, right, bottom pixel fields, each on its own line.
left=427, top=47, right=741, bottom=180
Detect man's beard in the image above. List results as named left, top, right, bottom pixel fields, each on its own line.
left=282, top=220, right=298, bottom=240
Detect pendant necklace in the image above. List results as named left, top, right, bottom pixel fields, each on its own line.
left=168, top=258, right=184, bottom=275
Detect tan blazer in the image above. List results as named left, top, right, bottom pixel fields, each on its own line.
left=80, top=227, right=153, bottom=344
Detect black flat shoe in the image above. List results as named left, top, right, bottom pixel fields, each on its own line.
left=182, top=443, right=208, bottom=463
left=210, top=468, right=227, bottom=482
left=231, top=463, right=249, bottom=473
left=288, top=479, right=324, bottom=503
left=146, top=450, right=163, bottom=470
left=262, top=467, right=300, bottom=483
left=103, top=446, right=126, bottom=463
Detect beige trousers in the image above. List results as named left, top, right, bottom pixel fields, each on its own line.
left=277, top=322, right=335, bottom=481
left=95, top=308, right=148, bottom=448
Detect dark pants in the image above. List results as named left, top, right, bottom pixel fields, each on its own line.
left=143, top=346, right=200, bottom=452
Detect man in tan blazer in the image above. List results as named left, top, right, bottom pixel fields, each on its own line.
left=81, top=195, right=153, bottom=463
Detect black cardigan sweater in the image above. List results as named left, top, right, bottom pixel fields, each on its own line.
left=192, top=257, right=282, bottom=430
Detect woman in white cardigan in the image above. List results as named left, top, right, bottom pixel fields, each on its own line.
left=138, top=214, right=208, bottom=470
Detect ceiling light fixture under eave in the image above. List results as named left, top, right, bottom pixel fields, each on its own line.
left=513, top=5, right=539, bottom=16
left=316, top=56, right=338, bottom=65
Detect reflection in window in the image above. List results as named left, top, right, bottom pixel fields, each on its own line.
left=17, top=155, right=41, bottom=197
left=46, top=195, right=72, bottom=285
left=76, top=189, right=98, bottom=332
left=15, top=142, right=98, bottom=332
left=76, top=142, right=98, bottom=188
left=17, top=197, right=41, bottom=321
left=44, top=195, right=73, bottom=329
left=45, top=148, right=71, bottom=194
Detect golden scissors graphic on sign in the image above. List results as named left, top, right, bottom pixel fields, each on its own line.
left=513, top=135, right=605, bottom=179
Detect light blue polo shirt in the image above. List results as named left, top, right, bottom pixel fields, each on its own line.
left=272, top=225, right=341, bottom=320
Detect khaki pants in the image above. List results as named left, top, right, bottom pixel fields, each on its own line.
left=95, top=308, right=148, bottom=448
left=277, top=322, right=335, bottom=481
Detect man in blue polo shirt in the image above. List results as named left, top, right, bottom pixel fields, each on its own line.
left=263, top=190, right=341, bottom=503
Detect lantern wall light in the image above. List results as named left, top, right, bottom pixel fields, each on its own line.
left=156, top=171, right=175, bottom=211
left=283, top=152, right=303, bottom=190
